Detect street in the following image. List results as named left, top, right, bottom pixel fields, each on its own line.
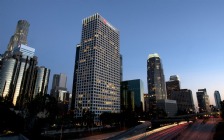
left=177, top=118, right=221, bottom=140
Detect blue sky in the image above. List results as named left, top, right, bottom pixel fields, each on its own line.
left=1, top=0, right=224, bottom=106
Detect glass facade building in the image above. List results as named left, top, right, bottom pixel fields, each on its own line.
left=0, top=20, right=50, bottom=107
left=33, top=66, right=50, bottom=98
left=0, top=57, right=17, bottom=97
left=13, top=44, right=35, bottom=57
left=214, top=90, right=222, bottom=109
left=120, top=79, right=144, bottom=113
left=72, top=13, right=120, bottom=124
left=147, top=53, right=167, bottom=110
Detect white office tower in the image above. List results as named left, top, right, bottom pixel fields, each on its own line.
left=73, top=13, right=120, bottom=124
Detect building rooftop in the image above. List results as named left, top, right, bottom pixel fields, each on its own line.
left=148, top=53, right=160, bottom=59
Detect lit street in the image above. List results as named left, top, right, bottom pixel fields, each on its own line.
left=177, top=118, right=221, bottom=140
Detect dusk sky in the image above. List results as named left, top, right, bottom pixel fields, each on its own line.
left=1, top=0, right=224, bottom=106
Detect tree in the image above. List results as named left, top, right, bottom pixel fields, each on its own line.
left=0, top=96, right=24, bottom=134
left=82, top=109, right=95, bottom=128
left=26, top=93, right=58, bottom=138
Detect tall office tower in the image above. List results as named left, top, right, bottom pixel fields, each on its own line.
left=12, top=44, right=37, bottom=106
left=147, top=53, right=167, bottom=110
left=0, top=44, right=37, bottom=106
left=33, top=66, right=50, bottom=98
left=196, top=88, right=211, bottom=113
left=0, top=54, right=3, bottom=69
left=121, top=79, right=144, bottom=113
left=51, top=73, right=67, bottom=89
left=166, top=75, right=180, bottom=99
left=214, top=90, right=222, bottom=109
left=51, top=73, right=67, bottom=100
left=0, top=56, right=17, bottom=98
left=72, top=13, right=120, bottom=124
left=144, top=93, right=150, bottom=112
left=120, top=54, right=123, bottom=81
left=71, top=44, right=81, bottom=110
left=171, top=89, right=195, bottom=115
left=7, top=20, right=30, bottom=52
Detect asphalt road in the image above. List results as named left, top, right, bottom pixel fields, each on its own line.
left=107, top=121, right=151, bottom=140
left=177, top=118, right=221, bottom=140
left=143, top=123, right=188, bottom=140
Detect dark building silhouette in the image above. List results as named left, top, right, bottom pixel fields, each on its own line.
left=196, top=88, right=210, bottom=113
left=166, top=75, right=180, bottom=99
left=156, top=99, right=177, bottom=117
left=144, top=93, right=150, bottom=112
left=71, top=44, right=81, bottom=110
left=171, top=89, right=195, bottom=115
left=33, top=66, right=50, bottom=97
left=120, top=79, right=144, bottom=114
left=50, top=73, right=67, bottom=102
left=147, top=53, right=166, bottom=111
left=214, top=90, right=222, bottom=109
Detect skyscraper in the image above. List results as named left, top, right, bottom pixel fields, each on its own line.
left=0, top=54, right=3, bottom=69
left=72, top=13, right=120, bottom=124
left=166, top=75, right=180, bottom=99
left=147, top=53, right=166, bottom=110
left=71, top=44, right=81, bottom=110
left=51, top=74, right=67, bottom=89
left=0, top=20, right=50, bottom=107
left=196, top=88, right=211, bottom=113
left=0, top=56, right=17, bottom=98
left=0, top=44, right=37, bottom=106
left=120, top=54, right=123, bottom=81
left=7, top=20, right=30, bottom=52
left=33, top=66, right=50, bottom=98
left=50, top=73, right=67, bottom=99
left=12, top=44, right=37, bottom=106
left=214, top=90, right=222, bottom=109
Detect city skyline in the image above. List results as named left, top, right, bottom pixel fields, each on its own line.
left=1, top=0, right=224, bottom=106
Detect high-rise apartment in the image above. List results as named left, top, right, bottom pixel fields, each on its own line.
left=166, top=75, right=180, bottom=99
left=147, top=53, right=166, bottom=110
left=196, top=88, right=210, bottom=113
left=72, top=13, right=120, bottom=124
left=214, top=90, right=222, bottom=109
